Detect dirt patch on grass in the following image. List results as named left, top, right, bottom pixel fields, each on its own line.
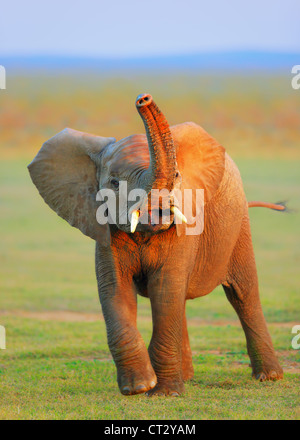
left=0, top=310, right=298, bottom=330
left=0, top=310, right=101, bottom=322
left=280, top=353, right=300, bottom=374
left=188, top=319, right=300, bottom=328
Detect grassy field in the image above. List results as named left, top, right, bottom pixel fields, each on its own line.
left=0, top=75, right=299, bottom=419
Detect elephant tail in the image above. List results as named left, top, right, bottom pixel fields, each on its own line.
left=248, top=201, right=287, bottom=211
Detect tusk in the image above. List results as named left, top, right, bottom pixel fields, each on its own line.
left=130, top=210, right=140, bottom=233
left=171, top=206, right=187, bottom=224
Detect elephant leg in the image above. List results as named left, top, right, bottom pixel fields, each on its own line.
left=223, top=217, right=283, bottom=381
left=146, top=274, right=186, bottom=396
left=182, top=308, right=194, bottom=381
left=96, top=246, right=156, bottom=395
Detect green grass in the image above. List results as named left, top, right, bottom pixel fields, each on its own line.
left=0, top=157, right=299, bottom=420
left=0, top=73, right=300, bottom=419
left=0, top=317, right=299, bottom=420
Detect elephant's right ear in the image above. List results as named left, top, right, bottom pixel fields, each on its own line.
left=28, top=128, right=115, bottom=246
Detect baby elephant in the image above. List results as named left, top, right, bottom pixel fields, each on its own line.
left=28, top=93, right=284, bottom=396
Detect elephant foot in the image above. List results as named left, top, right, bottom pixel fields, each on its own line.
left=251, top=361, right=283, bottom=382
left=182, top=362, right=194, bottom=382
left=146, top=379, right=185, bottom=397
left=118, top=364, right=157, bottom=396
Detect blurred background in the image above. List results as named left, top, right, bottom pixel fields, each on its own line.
left=0, top=0, right=299, bottom=420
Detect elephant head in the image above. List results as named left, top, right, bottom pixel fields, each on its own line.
left=28, top=94, right=225, bottom=244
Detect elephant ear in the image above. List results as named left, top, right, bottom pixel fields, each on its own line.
left=171, top=122, right=225, bottom=203
left=28, top=128, right=115, bottom=246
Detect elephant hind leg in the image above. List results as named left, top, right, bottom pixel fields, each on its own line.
left=182, top=308, right=194, bottom=381
left=223, top=216, right=283, bottom=381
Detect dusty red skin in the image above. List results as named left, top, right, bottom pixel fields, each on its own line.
left=135, top=93, right=178, bottom=192
left=28, top=95, right=284, bottom=397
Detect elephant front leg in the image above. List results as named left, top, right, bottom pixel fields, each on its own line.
left=100, top=289, right=157, bottom=395
left=96, top=248, right=156, bottom=395
left=146, top=275, right=186, bottom=396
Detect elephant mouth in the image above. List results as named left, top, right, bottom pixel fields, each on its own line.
left=126, top=204, right=187, bottom=235
left=117, top=192, right=188, bottom=235
left=116, top=206, right=176, bottom=235
left=140, top=207, right=175, bottom=232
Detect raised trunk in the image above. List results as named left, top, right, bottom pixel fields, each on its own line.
left=136, top=94, right=177, bottom=193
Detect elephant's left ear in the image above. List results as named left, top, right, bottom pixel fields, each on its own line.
left=28, top=128, right=115, bottom=245
left=171, top=122, right=225, bottom=202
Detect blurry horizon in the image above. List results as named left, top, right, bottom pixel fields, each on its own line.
left=2, top=51, right=299, bottom=74
left=1, top=1, right=299, bottom=159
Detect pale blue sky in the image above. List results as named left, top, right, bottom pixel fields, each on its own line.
left=1, top=0, right=299, bottom=57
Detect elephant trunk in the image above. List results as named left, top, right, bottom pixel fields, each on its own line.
left=136, top=94, right=177, bottom=193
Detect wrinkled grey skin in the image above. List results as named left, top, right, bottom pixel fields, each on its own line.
left=28, top=94, right=283, bottom=396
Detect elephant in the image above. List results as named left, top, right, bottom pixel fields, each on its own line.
left=28, top=93, right=285, bottom=396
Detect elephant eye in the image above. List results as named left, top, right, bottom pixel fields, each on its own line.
left=111, top=178, right=119, bottom=190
